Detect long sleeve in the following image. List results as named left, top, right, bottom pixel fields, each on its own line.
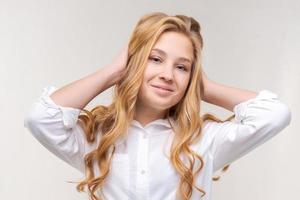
left=24, top=86, right=98, bottom=173
left=206, top=89, right=292, bottom=173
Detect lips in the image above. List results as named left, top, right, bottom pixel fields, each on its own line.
left=151, top=84, right=174, bottom=92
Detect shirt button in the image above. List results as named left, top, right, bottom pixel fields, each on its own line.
left=141, top=170, right=146, bottom=174
left=143, top=134, right=148, bottom=139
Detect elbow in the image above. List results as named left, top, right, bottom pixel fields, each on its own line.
left=23, top=108, right=42, bottom=141
left=23, top=104, right=42, bottom=129
left=24, top=109, right=36, bottom=129
left=270, top=101, right=292, bottom=132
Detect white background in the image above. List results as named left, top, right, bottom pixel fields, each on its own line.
left=1, top=0, right=299, bottom=199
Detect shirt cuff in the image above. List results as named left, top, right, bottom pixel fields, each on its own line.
left=233, top=89, right=279, bottom=123
left=38, top=86, right=82, bottom=129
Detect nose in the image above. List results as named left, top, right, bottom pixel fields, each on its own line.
left=159, top=65, right=174, bottom=82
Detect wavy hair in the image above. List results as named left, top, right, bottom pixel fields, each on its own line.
left=73, top=12, right=234, bottom=200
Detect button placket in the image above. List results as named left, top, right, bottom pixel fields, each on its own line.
left=136, top=130, right=150, bottom=200
left=143, top=132, right=148, bottom=139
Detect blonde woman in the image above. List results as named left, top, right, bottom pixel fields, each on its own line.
left=24, top=12, right=292, bottom=200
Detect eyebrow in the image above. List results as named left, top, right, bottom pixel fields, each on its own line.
left=151, top=48, right=193, bottom=64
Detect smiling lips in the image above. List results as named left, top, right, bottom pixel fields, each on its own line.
left=151, top=84, right=174, bottom=92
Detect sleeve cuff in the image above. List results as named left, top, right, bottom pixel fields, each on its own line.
left=39, top=86, right=82, bottom=129
left=233, top=89, right=279, bottom=123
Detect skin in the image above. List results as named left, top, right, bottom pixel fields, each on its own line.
left=49, top=27, right=258, bottom=124
left=134, top=31, right=194, bottom=127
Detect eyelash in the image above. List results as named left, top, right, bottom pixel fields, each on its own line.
left=149, top=56, right=187, bottom=71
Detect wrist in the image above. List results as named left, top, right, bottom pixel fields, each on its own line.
left=105, top=65, right=126, bottom=86
left=201, top=72, right=210, bottom=102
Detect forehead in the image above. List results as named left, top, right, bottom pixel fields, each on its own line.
left=151, top=31, right=194, bottom=63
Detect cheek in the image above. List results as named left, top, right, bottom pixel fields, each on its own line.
left=176, top=74, right=190, bottom=91
left=144, top=65, right=156, bottom=79
left=137, top=79, right=149, bottom=100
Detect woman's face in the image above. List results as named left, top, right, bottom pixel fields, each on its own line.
left=137, top=31, right=194, bottom=114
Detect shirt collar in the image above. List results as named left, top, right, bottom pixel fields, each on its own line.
left=131, top=117, right=175, bottom=129
left=114, top=118, right=175, bottom=147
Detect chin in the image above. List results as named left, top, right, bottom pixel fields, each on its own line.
left=149, top=98, right=175, bottom=108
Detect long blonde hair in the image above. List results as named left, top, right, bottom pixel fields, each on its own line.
left=74, top=12, right=233, bottom=200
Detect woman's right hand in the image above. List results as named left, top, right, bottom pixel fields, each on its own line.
left=107, top=43, right=129, bottom=85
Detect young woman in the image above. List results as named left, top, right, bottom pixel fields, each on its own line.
left=24, top=12, right=292, bottom=200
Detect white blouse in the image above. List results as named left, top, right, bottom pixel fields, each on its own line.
left=23, top=86, right=292, bottom=200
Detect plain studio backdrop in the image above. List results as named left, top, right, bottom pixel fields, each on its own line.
left=1, top=0, right=299, bottom=199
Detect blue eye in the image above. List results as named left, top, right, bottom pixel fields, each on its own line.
left=149, top=57, right=161, bottom=63
left=177, top=65, right=187, bottom=71
left=149, top=56, right=188, bottom=72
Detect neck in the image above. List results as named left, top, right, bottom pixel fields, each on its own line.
left=134, top=102, right=168, bottom=127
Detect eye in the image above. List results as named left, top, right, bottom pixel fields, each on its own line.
left=149, top=56, right=162, bottom=63
left=149, top=56, right=188, bottom=72
left=177, top=65, right=187, bottom=71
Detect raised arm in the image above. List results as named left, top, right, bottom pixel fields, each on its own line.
left=201, top=71, right=258, bottom=112
left=50, top=44, right=128, bottom=109
left=24, top=44, right=128, bottom=173
left=200, top=71, right=292, bottom=172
